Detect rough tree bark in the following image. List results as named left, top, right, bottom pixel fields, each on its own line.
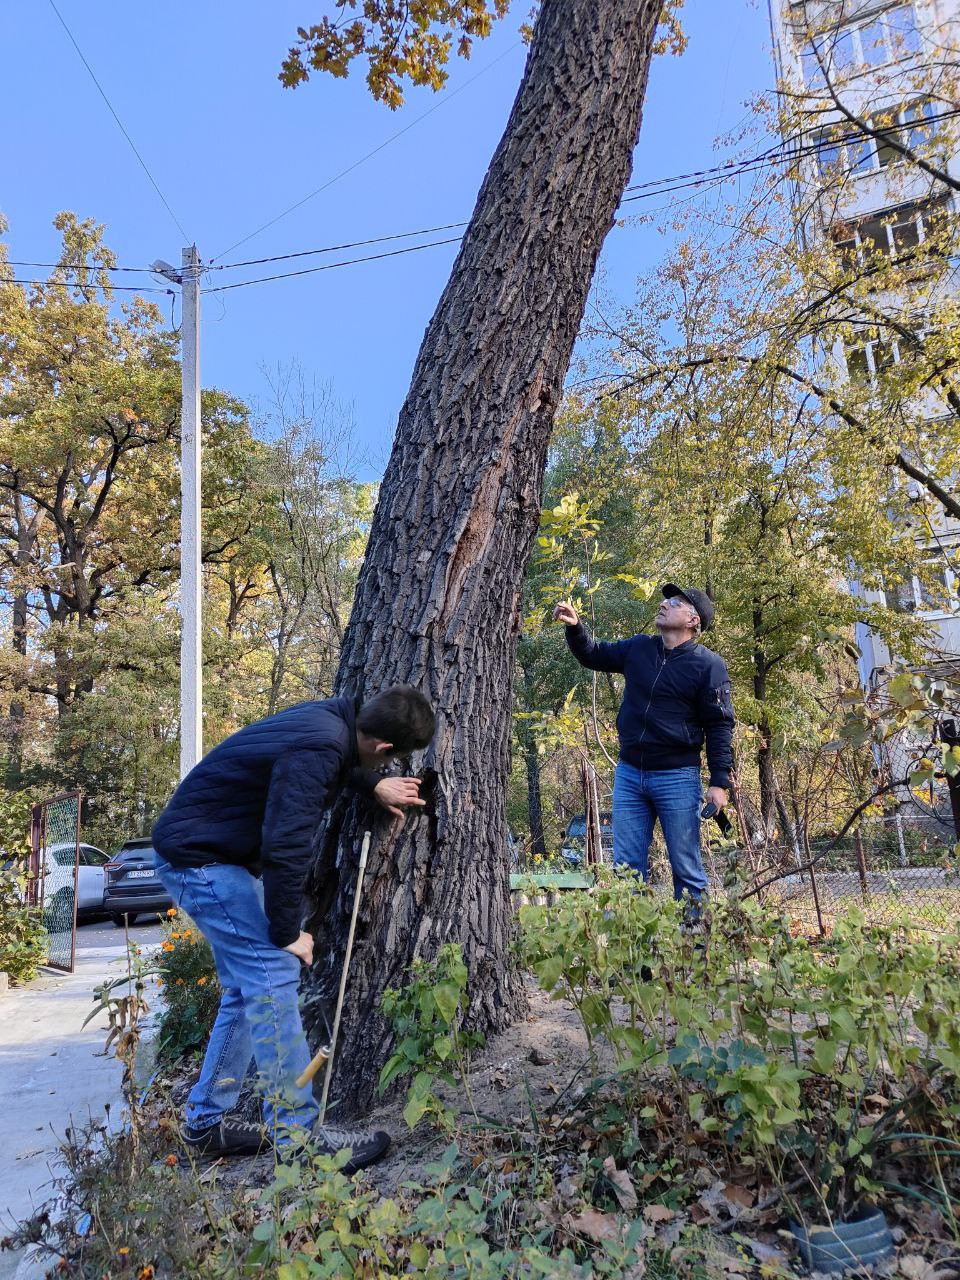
left=303, top=0, right=664, bottom=1115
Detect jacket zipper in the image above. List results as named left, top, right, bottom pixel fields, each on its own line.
left=637, top=647, right=668, bottom=770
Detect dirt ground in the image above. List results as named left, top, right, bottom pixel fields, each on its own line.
left=164, top=975, right=597, bottom=1196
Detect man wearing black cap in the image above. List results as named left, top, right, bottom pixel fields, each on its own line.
left=553, top=585, right=734, bottom=904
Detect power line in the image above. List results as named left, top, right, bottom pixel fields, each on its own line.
left=214, top=221, right=470, bottom=271
left=205, top=235, right=464, bottom=293
left=6, top=260, right=161, bottom=274
left=3, top=277, right=170, bottom=293
left=11, top=104, right=960, bottom=281
left=46, top=0, right=190, bottom=243
left=210, top=40, right=524, bottom=262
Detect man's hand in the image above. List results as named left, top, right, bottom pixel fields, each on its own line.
left=283, top=930, right=314, bottom=966
left=705, top=785, right=728, bottom=813
left=374, top=776, right=426, bottom=818
left=552, top=601, right=579, bottom=627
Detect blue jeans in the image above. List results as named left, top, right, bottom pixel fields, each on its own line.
left=612, top=762, right=708, bottom=901
left=154, top=857, right=319, bottom=1141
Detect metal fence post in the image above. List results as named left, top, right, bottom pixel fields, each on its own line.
left=854, top=825, right=870, bottom=905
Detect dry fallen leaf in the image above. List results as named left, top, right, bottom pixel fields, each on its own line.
left=603, top=1157, right=639, bottom=1212
left=722, top=1183, right=756, bottom=1210
left=746, top=1238, right=790, bottom=1267
left=898, top=1256, right=951, bottom=1280
left=643, top=1204, right=678, bottom=1224
left=564, top=1208, right=620, bottom=1242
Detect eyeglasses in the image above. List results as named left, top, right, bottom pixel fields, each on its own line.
left=662, top=597, right=689, bottom=609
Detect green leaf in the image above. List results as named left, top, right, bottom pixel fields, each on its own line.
left=433, top=980, right=461, bottom=1024
left=533, top=955, right=565, bottom=990
left=433, top=1034, right=453, bottom=1061
left=812, top=1038, right=838, bottom=1073
left=378, top=1052, right=406, bottom=1091
left=403, top=1093, right=429, bottom=1129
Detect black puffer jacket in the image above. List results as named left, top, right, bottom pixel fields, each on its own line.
left=152, top=696, right=378, bottom=946
left=565, top=624, right=735, bottom=789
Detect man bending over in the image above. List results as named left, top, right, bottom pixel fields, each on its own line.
left=152, top=685, right=435, bottom=1169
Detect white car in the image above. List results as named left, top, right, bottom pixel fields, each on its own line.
left=43, top=842, right=111, bottom=922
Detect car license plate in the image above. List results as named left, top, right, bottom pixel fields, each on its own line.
left=128, top=869, right=153, bottom=879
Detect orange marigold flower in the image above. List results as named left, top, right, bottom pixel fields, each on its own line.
left=118, top=1246, right=130, bottom=1256
left=197, top=976, right=207, bottom=985
left=138, top=1268, right=155, bottom=1279
left=162, top=942, right=175, bottom=953
left=166, top=907, right=177, bottom=917
left=165, top=1154, right=178, bottom=1166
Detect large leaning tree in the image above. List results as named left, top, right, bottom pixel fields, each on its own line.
left=287, top=0, right=673, bottom=1113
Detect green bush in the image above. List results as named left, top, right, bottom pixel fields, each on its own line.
left=379, top=942, right=482, bottom=1130
left=0, top=791, right=46, bottom=984
left=0, top=867, right=47, bottom=984
left=517, top=870, right=960, bottom=1220
left=155, top=909, right=220, bottom=1061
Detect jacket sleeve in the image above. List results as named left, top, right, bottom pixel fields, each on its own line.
left=565, top=622, right=630, bottom=674
left=697, top=661, right=735, bottom=791
left=260, top=745, right=345, bottom=947
left=344, top=767, right=382, bottom=801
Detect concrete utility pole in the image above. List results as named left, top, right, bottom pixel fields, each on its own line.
left=179, top=246, right=203, bottom=778
left=152, top=247, right=203, bottom=779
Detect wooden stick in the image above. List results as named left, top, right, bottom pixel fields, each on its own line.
left=297, top=832, right=370, bottom=1112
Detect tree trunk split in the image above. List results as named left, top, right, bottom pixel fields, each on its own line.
left=303, top=0, right=664, bottom=1114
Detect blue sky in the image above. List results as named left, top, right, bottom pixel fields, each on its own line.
left=4, top=1, right=775, bottom=477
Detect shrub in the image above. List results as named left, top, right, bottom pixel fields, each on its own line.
left=379, top=942, right=483, bottom=1130
left=155, top=909, right=220, bottom=1061
left=0, top=791, right=46, bottom=984
left=518, top=870, right=960, bottom=1220
left=0, top=867, right=47, bottom=984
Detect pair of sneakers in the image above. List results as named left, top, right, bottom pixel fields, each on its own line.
left=183, top=1116, right=390, bottom=1174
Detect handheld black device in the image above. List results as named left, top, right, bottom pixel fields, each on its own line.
left=700, top=800, right=734, bottom=837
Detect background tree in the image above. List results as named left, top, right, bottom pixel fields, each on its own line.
left=0, top=218, right=370, bottom=843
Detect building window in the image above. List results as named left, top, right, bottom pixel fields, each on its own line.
left=800, top=5, right=921, bottom=89
left=815, top=99, right=941, bottom=177
left=844, top=333, right=902, bottom=383
left=831, top=197, right=952, bottom=265
left=882, top=557, right=955, bottom=614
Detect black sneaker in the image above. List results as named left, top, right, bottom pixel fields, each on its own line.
left=305, top=1123, right=391, bottom=1174
left=183, top=1118, right=268, bottom=1158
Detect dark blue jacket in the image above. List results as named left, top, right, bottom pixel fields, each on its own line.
left=565, top=624, right=734, bottom=789
left=152, top=696, right=378, bottom=947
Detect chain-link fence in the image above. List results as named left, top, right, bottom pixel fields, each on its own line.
left=709, top=813, right=959, bottom=934
left=32, top=791, right=82, bottom=971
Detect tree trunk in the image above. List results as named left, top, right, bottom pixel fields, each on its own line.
left=525, top=739, right=548, bottom=859
left=303, top=0, right=663, bottom=1115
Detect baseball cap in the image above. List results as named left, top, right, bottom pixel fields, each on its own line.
left=661, top=583, right=715, bottom=631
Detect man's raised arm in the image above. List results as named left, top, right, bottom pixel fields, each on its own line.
left=553, top=602, right=630, bottom=674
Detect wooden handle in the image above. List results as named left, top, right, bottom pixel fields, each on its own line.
left=295, top=1045, right=329, bottom=1090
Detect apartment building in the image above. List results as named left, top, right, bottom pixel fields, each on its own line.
left=768, top=0, right=960, bottom=834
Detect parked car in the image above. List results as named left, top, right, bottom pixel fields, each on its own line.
left=560, top=812, right=614, bottom=864
left=102, top=837, right=173, bottom=927
left=41, top=841, right=111, bottom=925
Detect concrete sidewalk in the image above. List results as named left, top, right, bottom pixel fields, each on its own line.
left=0, top=934, right=159, bottom=1279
